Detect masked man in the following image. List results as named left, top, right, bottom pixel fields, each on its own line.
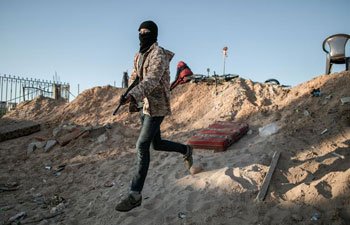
left=115, top=20, right=193, bottom=212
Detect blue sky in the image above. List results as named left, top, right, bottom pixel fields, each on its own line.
left=0, top=0, right=349, bottom=100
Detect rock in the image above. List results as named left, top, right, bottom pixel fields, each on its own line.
left=259, top=123, right=279, bottom=137
left=291, top=214, right=303, bottom=221
left=63, top=125, right=77, bottom=132
left=33, top=141, right=45, bottom=149
left=8, top=211, right=26, bottom=223
left=97, top=133, right=108, bottom=143
left=27, top=143, right=37, bottom=155
left=50, top=207, right=57, bottom=214
left=45, top=140, right=57, bottom=152
left=52, top=127, right=63, bottom=137
left=56, top=203, right=65, bottom=211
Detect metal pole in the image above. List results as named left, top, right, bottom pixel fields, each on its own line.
left=23, top=87, right=25, bottom=101
left=214, top=71, right=218, bottom=95
left=19, top=78, right=22, bottom=101
left=222, top=46, right=228, bottom=76
left=14, top=76, right=17, bottom=104
left=5, top=75, right=8, bottom=103
left=78, top=84, right=80, bottom=95
left=67, top=84, right=70, bottom=102
left=0, top=75, right=3, bottom=102
left=223, top=54, right=226, bottom=75
left=10, top=75, right=13, bottom=103
left=30, top=78, right=33, bottom=100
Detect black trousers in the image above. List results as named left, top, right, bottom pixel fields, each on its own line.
left=130, top=111, right=187, bottom=193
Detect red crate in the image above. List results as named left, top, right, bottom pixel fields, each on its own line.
left=188, top=121, right=249, bottom=151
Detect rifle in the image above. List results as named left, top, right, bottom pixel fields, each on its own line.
left=113, top=77, right=139, bottom=116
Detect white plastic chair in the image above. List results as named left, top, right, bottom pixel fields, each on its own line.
left=322, top=33, right=350, bottom=75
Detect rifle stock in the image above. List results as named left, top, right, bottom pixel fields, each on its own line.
left=113, top=77, right=139, bottom=116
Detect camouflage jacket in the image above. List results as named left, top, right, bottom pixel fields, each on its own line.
left=128, top=42, right=174, bottom=117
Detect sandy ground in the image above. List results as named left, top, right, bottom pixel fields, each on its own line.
left=1, top=71, right=350, bottom=225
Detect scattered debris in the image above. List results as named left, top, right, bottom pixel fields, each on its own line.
left=323, top=94, right=332, bottom=104
left=8, top=211, right=26, bottom=224
left=303, top=110, right=310, bottom=116
left=27, top=142, right=37, bottom=155
left=259, top=123, right=279, bottom=137
left=332, top=152, right=345, bottom=159
left=52, top=165, right=65, bottom=176
left=34, top=199, right=45, bottom=204
left=103, top=123, right=113, bottom=129
left=50, top=203, right=65, bottom=214
left=27, top=141, right=45, bottom=155
left=340, top=97, right=350, bottom=105
left=46, top=194, right=65, bottom=206
left=310, top=213, right=320, bottom=221
left=321, top=129, right=328, bottom=135
left=54, top=165, right=66, bottom=173
left=247, top=130, right=253, bottom=135
left=311, top=88, right=322, bottom=97
left=45, top=165, right=52, bottom=170
left=104, top=181, right=116, bottom=187
left=178, top=212, right=186, bottom=219
left=0, top=182, right=20, bottom=192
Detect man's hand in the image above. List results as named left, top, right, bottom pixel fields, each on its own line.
left=124, top=94, right=132, bottom=104
left=120, top=94, right=133, bottom=105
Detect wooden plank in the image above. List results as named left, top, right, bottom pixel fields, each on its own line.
left=256, top=151, right=280, bottom=201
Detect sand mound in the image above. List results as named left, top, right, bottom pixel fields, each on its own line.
left=1, top=71, right=350, bottom=224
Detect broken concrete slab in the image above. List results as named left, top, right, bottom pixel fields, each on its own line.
left=56, top=127, right=87, bottom=146
left=45, top=140, right=57, bottom=152
left=0, top=121, right=40, bottom=142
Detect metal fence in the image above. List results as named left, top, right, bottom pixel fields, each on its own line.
left=0, top=74, right=70, bottom=116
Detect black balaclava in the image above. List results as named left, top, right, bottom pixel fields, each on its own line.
left=138, top=20, right=158, bottom=53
